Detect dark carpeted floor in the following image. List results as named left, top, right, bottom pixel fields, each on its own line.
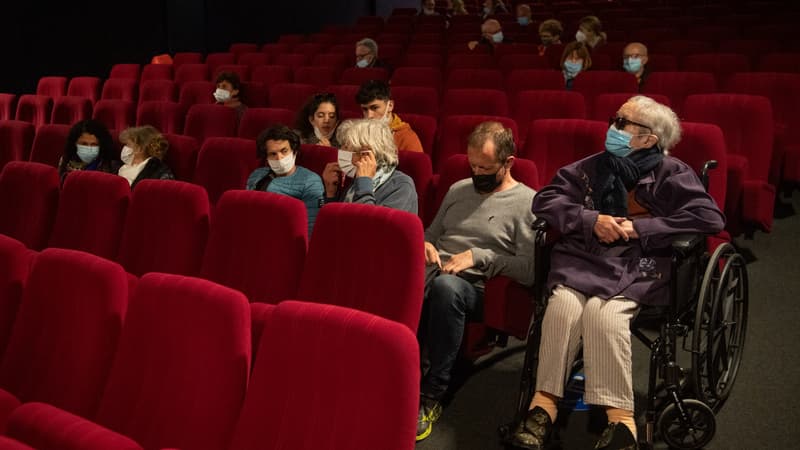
left=417, top=193, right=800, bottom=450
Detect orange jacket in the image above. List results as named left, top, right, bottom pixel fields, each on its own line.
left=390, top=114, right=424, bottom=153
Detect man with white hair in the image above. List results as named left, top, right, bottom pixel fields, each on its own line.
left=506, top=96, right=725, bottom=450
left=354, top=37, right=391, bottom=72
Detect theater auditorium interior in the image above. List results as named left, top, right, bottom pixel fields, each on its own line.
left=0, top=0, right=799, bottom=449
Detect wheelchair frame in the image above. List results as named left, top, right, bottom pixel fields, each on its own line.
left=502, top=162, right=750, bottom=450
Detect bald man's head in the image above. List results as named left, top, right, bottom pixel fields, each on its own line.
left=623, top=42, right=649, bottom=76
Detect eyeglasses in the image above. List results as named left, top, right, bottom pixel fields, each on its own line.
left=609, top=116, right=651, bottom=131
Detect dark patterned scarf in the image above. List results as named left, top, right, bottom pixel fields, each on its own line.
left=591, top=146, right=664, bottom=216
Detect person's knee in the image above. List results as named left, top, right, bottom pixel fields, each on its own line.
left=543, top=286, right=584, bottom=326
left=428, top=274, right=470, bottom=315
left=583, top=298, right=631, bottom=337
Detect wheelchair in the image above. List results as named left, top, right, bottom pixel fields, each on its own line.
left=499, top=162, right=750, bottom=450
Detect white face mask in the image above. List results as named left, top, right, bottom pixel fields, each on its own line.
left=380, top=101, right=393, bottom=125
left=575, top=30, right=587, bottom=42
left=267, top=152, right=296, bottom=175
left=491, top=31, right=504, bottom=43
left=337, top=149, right=358, bottom=178
left=76, top=144, right=99, bottom=163
left=356, top=58, right=370, bottom=68
left=120, top=145, right=135, bottom=165
left=313, top=125, right=334, bottom=142
left=213, top=88, right=231, bottom=102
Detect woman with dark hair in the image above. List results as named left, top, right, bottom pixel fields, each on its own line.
left=294, top=92, right=340, bottom=147
left=246, top=125, right=324, bottom=235
left=58, top=119, right=121, bottom=181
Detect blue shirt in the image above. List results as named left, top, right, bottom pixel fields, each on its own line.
left=246, top=166, right=324, bottom=237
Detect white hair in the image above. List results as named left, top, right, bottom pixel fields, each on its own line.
left=337, top=118, right=398, bottom=167
left=356, top=38, right=379, bottom=58
left=627, top=95, right=681, bottom=151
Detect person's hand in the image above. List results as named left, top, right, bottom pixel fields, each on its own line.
left=442, top=250, right=474, bottom=274
left=617, top=219, right=639, bottom=239
left=354, top=148, right=377, bottom=178
left=424, top=242, right=442, bottom=268
left=318, top=135, right=331, bottom=147
left=593, top=214, right=629, bottom=243
left=322, top=162, right=343, bottom=197
left=467, top=40, right=479, bottom=50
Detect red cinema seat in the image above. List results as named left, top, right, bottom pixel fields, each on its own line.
left=506, top=69, right=565, bottom=95
left=173, top=51, right=204, bottom=67
left=178, top=80, right=217, bottom=109
left=446, top=68, right=504, bottom=90
left=590, top=93, right=672, bottom=122
left=100, top=78, right=138, bottom=102
left=391, top=86, right=440, bottom=117
left=296, top=143, right=338, bottom=178
left=6, top=272, right=251, bottom=450
left=757, top=52, right=800, bottom=72
left=292, top=66, right=338, bottom=88
left=237, top=52, right=269, bottom=70
left=339, top=67, right=390, bottom=85
left=136, top=100, right=184, bottom=134
left=109, top=63, right=141, bottom=80
left=138, top=79, right=177, bottom=104
left=205, top=52, right=236, bottom=74
left=164, top=133, right=200, bottom=182
left=0, top=162, right=58, bottom=250
left=401, top=113, right=437, bottom=156
left=193, top=137, right=260, bottom=205
left=397, top=149, right=434, bottom=221
left=324, top=84, right=361, bottom=115
left=92, top=100, right=135, bottom=132
left=682, top=53, right=751, bottom=86
left=140, top=63, right=173, bottom=82
left=174, top=63, right=210, bottom=86
left=184, top=104, right=238, bottom=143
left=213, top=64, right=250, bottom=82
left=229, top=42, right=259, bottom=58
left=48, top=171, right=130, bottom=259
left=250, top=65, right=293, bottom=87
left=66, top=77, right=102, bottom=103
left=0, top=248, right=129, bottom=429
left=298, top=203, right=425, bottom=332
left=229, top=301, right=418, bottom=450
left=29, top=124, right=70, bottom=167
left=520, top=118, right=607, bottom=185
left=441, top=88, right=509, bottom=118
left=0, top=235, right=31, bottom=363
left=237, top=107, right=296, bottom=140
left=14, top=95, right=53, bottom=130
left=50, top=96, right=93, bottom=126
left=0, top=121, right=35, bottom=168
left=274, top=53, right=311, bottom=67
left=36, top=77, right=67, bottom=99
left=512, top=90, right=587, bottom=145
left=571, top=70, right=639, bottom=112
left=200, top=190, right=307, bottom=303
left=116, top=180, right=210, bottom=276
left=391, top=67, right=443, bottom=92
left=268, top=83, right=318, bottom=111
left=641, top=71, right=717, bottom=115
left=0, top=94, right=16, bottom=121
left=683, top=93, right=776, bottom=234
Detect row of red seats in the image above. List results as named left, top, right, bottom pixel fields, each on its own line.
left=0, top=237, right=418, bottom=449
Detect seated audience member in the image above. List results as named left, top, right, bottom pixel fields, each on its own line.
left=537, top=19, right=563, bottom=56
left=576, top=15, right=607, bottom=49
left=561, top=41, right=592, bottom=90
left=246, top=125, right=324, bottom=236
left=117, top=125, right=175, bottom=188
left=417, top=121, right=536, bottom=441
left=623, top=42, right=650, bottom=90
left=295, top=92, right=340, bottom=147
left=468, top=19, right=513, bottom=52
left=448, top=0, right=468, bottom=15
left=420, top=0, right=439, bottom=16
left=482, top=0, right=509, bottom=19
left=321, top=118, right=417, bottom=213
left=516, top=3, right=532, bottom=26
left=58, top=119, right=121, bottom=181
left=355, top=80, right=424, bottom=153
left=506, top=96, right=724, bottom=450
left=214, top=71, right=247, bottom=122
left=355, top=38, right=392, bottom=72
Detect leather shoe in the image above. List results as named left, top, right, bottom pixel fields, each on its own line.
left=594, top=422, right=638, bottom=450
left=505, top=406, right=553, bottom=449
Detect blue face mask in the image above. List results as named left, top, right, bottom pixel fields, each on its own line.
left=605, top=126, right=634, bottom=157
left=517, top=17, right=530, bottom=26
left=491, top=31, right=504, bottom=43
left=563, top=60, right=583, bottom=78
left=76, top=144, right=100, bottom=163
left=623, top=57, right=642, bottom=74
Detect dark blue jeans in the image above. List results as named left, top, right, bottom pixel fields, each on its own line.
left=421, top=273, right=483, bottom=400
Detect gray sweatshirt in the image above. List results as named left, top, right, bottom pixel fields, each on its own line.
left=425, top=178, right=537, bottom=286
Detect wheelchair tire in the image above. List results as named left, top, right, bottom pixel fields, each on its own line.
left=656, top=398, right=716, bottom=450
left=691, top=242, right=749, bottom=412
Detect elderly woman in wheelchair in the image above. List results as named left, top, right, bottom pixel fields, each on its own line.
left=506, top=96, right=728, bottom=450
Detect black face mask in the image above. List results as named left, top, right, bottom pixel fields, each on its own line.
left=472, top=168, right=503, bottom=194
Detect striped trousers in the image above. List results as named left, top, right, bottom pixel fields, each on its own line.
left=535, top=285, right=639, bottom=411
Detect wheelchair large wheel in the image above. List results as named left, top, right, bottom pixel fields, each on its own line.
left=657, top=398, right=716, bottom=449
left=691, top=242, right=749, bottom=412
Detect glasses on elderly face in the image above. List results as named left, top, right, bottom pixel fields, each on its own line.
left=609, top=116, right=651, bottom=132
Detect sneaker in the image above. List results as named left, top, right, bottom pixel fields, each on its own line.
left=505, top=406, right=553, bottom=450
left=416, top=395, right=443, bottom=441
left=594, top=422, right=638, bottom=450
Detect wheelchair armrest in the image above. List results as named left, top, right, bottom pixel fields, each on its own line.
left=671, top=233, right=705, bottom=258
left=533, top=217, right=548, bottom=231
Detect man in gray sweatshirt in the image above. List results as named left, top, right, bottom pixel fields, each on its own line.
left=417, top=121, right=537, bottom=441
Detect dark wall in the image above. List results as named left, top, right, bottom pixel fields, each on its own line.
left=0, top=0, right=372, bottom=95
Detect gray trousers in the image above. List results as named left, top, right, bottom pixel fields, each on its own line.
left=535, top=285, right=639, bottom=411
